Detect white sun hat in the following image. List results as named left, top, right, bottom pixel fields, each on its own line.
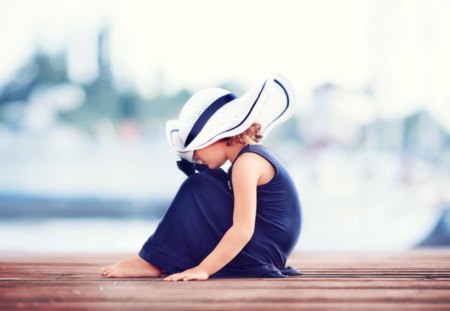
left=166, top=73, right=297, bottom=164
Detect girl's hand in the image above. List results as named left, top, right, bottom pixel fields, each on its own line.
left=163, top=266, right=209, bottom=281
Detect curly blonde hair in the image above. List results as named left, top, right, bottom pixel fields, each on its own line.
left=222, top=122, right=263, bottom=146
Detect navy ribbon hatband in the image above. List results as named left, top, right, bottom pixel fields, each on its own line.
left=184, top=93, right=237, bottom=148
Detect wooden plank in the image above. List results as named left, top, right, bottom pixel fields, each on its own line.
left=2, top=302, right=450, bottom=311
left=1, top=249, right=450, bottom=310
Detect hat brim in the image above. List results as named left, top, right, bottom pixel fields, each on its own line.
left=166, top=120, right=201, bottom=163
left=166, top=73, right=296, bottom=163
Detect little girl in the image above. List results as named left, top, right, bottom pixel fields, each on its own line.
left=100, top=74, right=302, bottom=281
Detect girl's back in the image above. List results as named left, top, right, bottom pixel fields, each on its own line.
left=226, top=144, right=302, bottom=274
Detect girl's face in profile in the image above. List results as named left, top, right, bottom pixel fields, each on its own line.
left=194, top=140, right=228, bottom=169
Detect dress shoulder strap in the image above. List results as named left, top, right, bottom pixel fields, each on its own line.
left=227, top=144, right=280, bottom=191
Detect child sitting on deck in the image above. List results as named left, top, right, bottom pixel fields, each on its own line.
left=100, top=74, right=303, bottom=281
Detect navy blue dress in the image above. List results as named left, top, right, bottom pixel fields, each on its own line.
left=138, top=144, right=303, bottom=278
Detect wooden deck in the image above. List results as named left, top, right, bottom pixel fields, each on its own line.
left=1, top=249, right=450, bottom=310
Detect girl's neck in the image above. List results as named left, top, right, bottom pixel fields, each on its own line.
left=226, top=139, right=260, bottom=165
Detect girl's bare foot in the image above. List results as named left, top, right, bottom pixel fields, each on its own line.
left=100, top=255, right=162, bottom=278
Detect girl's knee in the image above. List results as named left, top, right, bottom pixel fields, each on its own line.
left=183, top=171, right=211, bottom=188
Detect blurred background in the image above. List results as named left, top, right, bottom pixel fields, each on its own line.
left=0, top=0, right=449, bottom=253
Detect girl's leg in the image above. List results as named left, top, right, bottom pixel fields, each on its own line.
left=101, top=168, right=231, bottom=278
left=138, top=168, right=233, bottom=274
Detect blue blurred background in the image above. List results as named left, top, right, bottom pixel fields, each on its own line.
left=1, top=0, right=449, bottom=253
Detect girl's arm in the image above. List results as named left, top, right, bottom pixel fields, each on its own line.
left=164, top=153, right=261, bottom=281
left=198, top=153, right=259, bottom=275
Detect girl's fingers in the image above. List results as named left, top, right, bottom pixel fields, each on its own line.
left=164, top=272, right=204, bottom=281
left=164, top=273, right=185, bottom=281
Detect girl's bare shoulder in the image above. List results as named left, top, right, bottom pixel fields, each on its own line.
left=232, top=152, right=276, bottom=186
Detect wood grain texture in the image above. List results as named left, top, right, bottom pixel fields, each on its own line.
left=1, top=248, right=450, bottom=310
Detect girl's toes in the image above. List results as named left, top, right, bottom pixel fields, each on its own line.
left=106, top=271, right=115, bottom=277
left=101, top=267, right=111, bottom=276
